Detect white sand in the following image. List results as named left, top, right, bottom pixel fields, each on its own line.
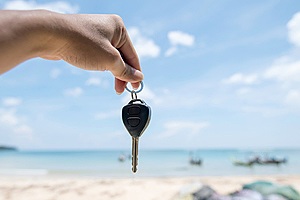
left=0, top=175, right=299, bottom=200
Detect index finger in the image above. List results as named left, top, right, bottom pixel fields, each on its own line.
left=118, top=31, right=141, bottom=89
left=118, top=31, right=141, bottom=70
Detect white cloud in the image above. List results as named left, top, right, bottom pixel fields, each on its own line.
left=287, top=12, right=300, bottom=46
left=218, top=12, right=300, bottom=115
left=1, top=97, right=33, bottom=135
left=0, top=108, right=33, bottom=135
left=159, top=121, right=209, bottom=139
left=236, top=87, right=251, bottom=96
left=0, top=109, right=19, bottom=126
left=167, top=31, right=195, bottom=46
left=2, top=97, right=22, bottom=107
left=13, top=124, right=33, bottom=135
left=128, top=27, right=160, bottom=58
left=121, top=85, right=161, bottom=106
left=86, top=77, right=101, bottom=86
left=139, top=87, right=161, bottom=105
left=264, top=58, right=300, bottom=83
left=165, top=31, right=195, bottom=56
left=165, top=46, right=177, bottom=57
left=94, top=110, right=119, bottom=120
left=64, top=87, right=83, bottom=97
left=285, top=90, right=300, bottom=106
left=220, top=53, right=300, bottom=115
left=3, top=0, right=79, bottom=14
left=50, top=68, right=62, bottom=79
left=85, top=76, right=109, bottom=88
left=223, top=73, right=258, bottom=85
left=137, top=86, right=203, bottom=109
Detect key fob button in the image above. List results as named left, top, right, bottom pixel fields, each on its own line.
left=122, top=101, right=151, bottom=138
left=127, top=117, right=140, bottom=127
left=128, top=107, right=141, bottom=115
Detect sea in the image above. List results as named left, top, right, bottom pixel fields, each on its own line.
left=0, top=149, right=299, bottom=178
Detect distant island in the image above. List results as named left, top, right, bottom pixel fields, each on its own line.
left=0, top=145, right=17, bottom=151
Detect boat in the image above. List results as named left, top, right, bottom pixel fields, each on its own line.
left=232, top=159, right=255, bottom=167
left=232, top=155, right=287, bottom=167
left=260, top=157, right=287, bottom=165
left=189, top=158, right=202, bottom=166
left=118, top=154, right=126, bottom=162
left=189, top=151, right=202, bottom=166
left=0, top=145, right=17, bottom=151
left=118, top=153, right=130, bottom=162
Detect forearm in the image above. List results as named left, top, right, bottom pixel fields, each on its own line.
left=0, top=10, right=143, bottom=93
left=0, top=10, right=61, bottom=74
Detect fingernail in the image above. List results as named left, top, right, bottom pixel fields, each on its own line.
left=133, top=85, right=139, bottom=90
left=134, top=70, right=144, bottom=80
left=116, top=91, right=122, bottom=95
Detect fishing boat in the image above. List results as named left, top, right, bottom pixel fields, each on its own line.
left=189, top=151, right=202, bottom=166
left=232, top=159, right=255, bottom=167
left=189, top=158, right=202, bottom=166
left=232, top=155, right=287, bottom=167
left=260, top=157, right=287, bottom=165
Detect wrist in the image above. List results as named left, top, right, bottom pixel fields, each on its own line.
left=20, top=10, right=68, bottom=59
left=0, top=10, right=70, bottom=73
left=6, top=10, right=67, bottom=60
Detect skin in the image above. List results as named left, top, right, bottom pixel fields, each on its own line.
left=0, top=10, right=143, bottom=94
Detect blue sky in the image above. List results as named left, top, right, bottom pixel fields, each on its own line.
left=1, top=0, right=300, bottom=150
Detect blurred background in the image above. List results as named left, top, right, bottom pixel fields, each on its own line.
left=0, top=0, right=300, bottom=149
left=0, top=0, right=300, bottom=177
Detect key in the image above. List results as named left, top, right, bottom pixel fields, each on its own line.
left=122, top=98, right=151, bottom=173
left=131, top=137, right=138, bottom=173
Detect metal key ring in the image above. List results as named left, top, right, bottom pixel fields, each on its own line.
left=125, top=81, right=144, bottom=93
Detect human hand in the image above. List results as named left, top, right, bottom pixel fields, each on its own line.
left=0, top=10, right=143, bottom=94
left=41, top=12, right=143, bottom=94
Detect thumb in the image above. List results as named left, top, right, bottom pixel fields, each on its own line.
left=113, top=62, right=144, bottom=94
left=108, top=52, right=144, bottom=94
left=118, top=62, right=144, bottom=82
left=109, top=51, right=144, bottom=83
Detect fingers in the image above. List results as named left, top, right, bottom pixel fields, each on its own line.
left=109, top=51, right=143, bottom=93
left=113, top=65, right=143, bottom=94
left=109, top=54, right=144, bottom=81
left=117, top=31, right=141, bottom=72
left=115, top=78, right=141, bottom=95
left=109, top=30, right=143, bottom=93
left=115, top=78, right=126, bottom=94
left=112, top=25, right=143, bottom=94
left=131, top=82, right=140, bottom=89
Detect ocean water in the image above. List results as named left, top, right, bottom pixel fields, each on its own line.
left=0, top=149, right=299, bottom=178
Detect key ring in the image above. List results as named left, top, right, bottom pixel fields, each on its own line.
left=125, top=81, right=144, bottom=93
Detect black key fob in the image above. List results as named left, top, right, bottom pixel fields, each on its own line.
left=122, top=99, right=151, bottom=138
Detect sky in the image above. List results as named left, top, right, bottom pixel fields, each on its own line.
left=1, top=0, right=300, bottom=150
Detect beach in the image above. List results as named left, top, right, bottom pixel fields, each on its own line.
left=0, top=175, right=299, bottom=200
left=1, top=149, right=300, bottom=199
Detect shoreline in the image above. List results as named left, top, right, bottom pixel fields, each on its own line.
left=0, top=174, right=299, bottom=200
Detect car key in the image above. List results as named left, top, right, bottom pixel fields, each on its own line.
left=122, top=98, right=151, bottom=172
left=122, top=82, right=151, bottom=173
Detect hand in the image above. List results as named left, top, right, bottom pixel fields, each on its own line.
left=42, top=13, right=143, bottom=94
left=0, top=10, right=143, bottom=94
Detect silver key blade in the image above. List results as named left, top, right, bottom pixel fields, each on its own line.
left=131, top=137, right=139, bottom=173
